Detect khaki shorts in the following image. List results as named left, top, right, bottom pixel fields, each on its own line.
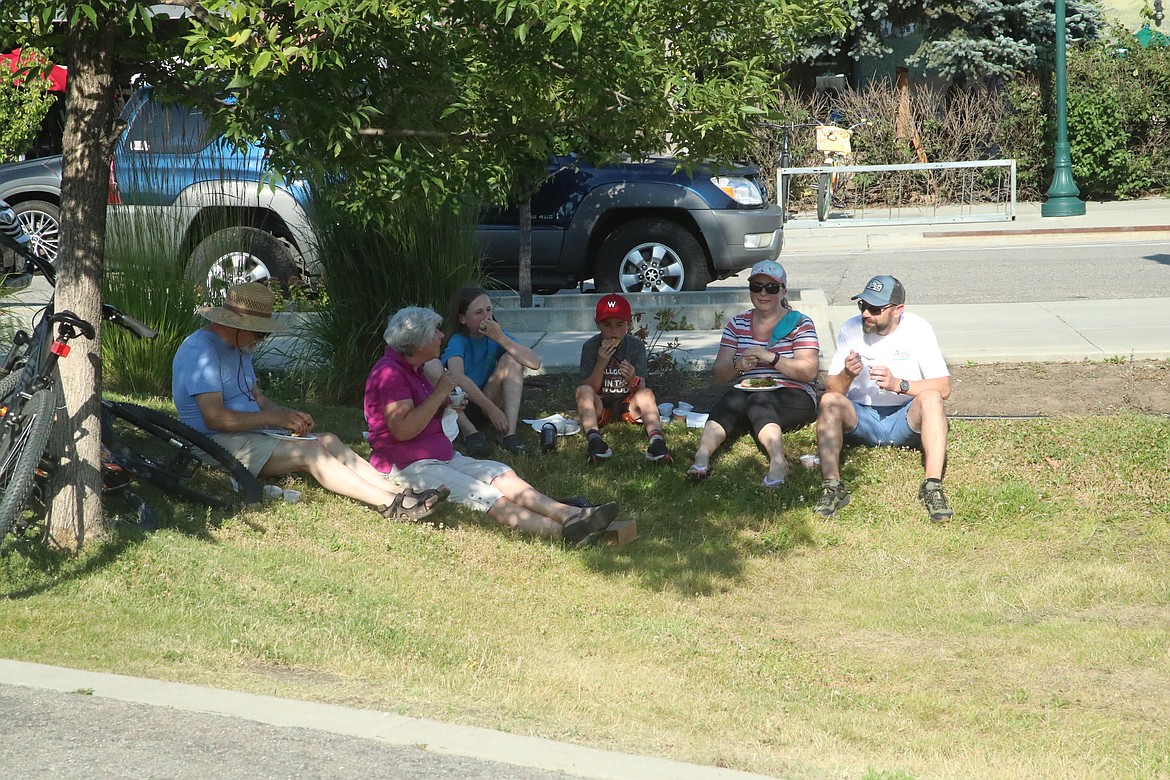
left=211, top=431, right=281, bottom=476
left=387, top=452, right=512, bottom=513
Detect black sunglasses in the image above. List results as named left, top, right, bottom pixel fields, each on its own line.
left=857, top=301, right=895, bottom=316
left=748, top=282, right=783, bottom=294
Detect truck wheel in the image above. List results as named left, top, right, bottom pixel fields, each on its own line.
left=596, top=218, right=711, bottom=294
left=188, top=227, right=296, bottom=303
left=12, top=200, right=61, bottom=266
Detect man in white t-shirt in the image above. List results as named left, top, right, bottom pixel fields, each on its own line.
left=813, top=275, right=954, bottom=522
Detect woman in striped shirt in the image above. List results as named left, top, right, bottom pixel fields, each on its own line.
left=685, top=260, right=819, bottom=487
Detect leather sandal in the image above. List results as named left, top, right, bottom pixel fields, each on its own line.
left=407, top=486, right=451, bottom=504
left=378, top=489, right=444, bottom=522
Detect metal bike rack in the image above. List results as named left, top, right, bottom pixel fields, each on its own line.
left=777, top=159, right=1017, bottom=227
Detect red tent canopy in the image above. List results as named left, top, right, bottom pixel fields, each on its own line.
left=2, top=48, right=68, bottom=92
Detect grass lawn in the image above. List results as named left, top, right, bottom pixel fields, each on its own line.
left=2, top=392, right=1169, bottom=779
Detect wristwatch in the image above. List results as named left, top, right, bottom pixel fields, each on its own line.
left=898, top=379, right=910, bottom=394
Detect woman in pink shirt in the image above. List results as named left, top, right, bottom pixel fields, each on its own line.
left=364, top=307, right=618, bottom=547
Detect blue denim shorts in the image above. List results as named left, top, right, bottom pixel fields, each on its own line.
left=845, top=402, right=921, bottom=448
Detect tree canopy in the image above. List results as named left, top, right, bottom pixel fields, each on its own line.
left=168, top=0, right=849, bottom=209
left=803, top=0, right=1105, bottom=81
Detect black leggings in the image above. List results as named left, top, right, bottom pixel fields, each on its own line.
left=707, top=387, right=816, bottom=441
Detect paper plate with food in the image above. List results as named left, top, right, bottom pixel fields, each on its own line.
left=735, top=377, right=782, bottom=392
left=260, top=429, right=318, bottom=440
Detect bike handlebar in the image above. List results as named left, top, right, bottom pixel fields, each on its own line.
left=104, top=305, right=159, bottom=340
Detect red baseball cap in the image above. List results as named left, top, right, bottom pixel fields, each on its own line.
left=595, top=293, right=632, bottom=323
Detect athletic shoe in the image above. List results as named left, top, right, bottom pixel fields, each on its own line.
left=919, top=478, right=953, bottom=523
left=813, top=478, right=850, bottom=517
left=500, top=433, right=529, bottom=455
left=562, top=500, right=619, bottom=545
left=645, top=435, right=672, bottom=463
left=586, top=434, right=613, bottom=462
left=463, top=431, right=492, bottom=458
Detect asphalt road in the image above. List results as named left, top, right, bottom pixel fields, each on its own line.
left=0, top=684, right=577, bottom=780
left=711, top=238, right=1170, bottom=304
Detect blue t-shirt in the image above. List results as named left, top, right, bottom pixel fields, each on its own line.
left=172, top=328, right=262, bottom=435
left=441, top=332, right=509, bottom=388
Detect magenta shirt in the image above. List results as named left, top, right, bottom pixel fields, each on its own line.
left=364, top=346, right=454, bottom=472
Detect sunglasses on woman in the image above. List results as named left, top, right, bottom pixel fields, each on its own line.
left=748, top=282, right=782, bottom=294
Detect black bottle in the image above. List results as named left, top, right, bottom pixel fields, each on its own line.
left=541, top=423, right=558, bottom=452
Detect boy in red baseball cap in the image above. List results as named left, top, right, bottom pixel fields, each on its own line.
left=576, top=293, right=672, bottom=464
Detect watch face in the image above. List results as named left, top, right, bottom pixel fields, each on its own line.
left=899, top=379, right=910, bottom=393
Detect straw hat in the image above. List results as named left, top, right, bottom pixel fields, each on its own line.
left=198, top=282, right=286, bottom=333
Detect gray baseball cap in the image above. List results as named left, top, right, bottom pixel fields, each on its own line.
left=852, top=275, right=906, bottom=307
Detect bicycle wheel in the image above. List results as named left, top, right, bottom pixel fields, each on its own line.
left=0, top=388, right=56, bottom=543
left=102, top=402, right=263, bottom=508
left=816, top=171, right=833, bottom=222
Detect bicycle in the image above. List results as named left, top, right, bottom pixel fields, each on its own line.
left=813, top=118, right=867, bottom=223
left=0, top=207, right=262, bottom=546
left=761, top=121, right=816, bottom=225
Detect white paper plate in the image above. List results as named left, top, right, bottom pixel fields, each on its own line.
left=734, top=380, right=781, bottom=392
left=522, top=414, right=581, bottom=436
left=260, top=429, right=318, bottom=441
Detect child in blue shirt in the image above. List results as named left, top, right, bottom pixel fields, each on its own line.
left=439, top=287, right=541, bottom=456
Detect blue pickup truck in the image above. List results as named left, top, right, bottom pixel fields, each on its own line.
left=0, top=88, right=784, bottom=294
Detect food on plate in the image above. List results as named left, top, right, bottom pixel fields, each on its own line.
left=742, top=377, right=778, bottom=388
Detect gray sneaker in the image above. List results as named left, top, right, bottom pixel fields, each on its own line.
left=813, top=479, right=850, bottom=517
left=919, top=479, right=953, bottom=523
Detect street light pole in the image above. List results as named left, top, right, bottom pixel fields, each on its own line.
left=1042, top=0, right=1086, bottom=217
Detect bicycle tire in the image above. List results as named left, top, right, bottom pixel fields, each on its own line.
left=816, top=171, right=832, bottom=222
left=0, top=388, right=56, bottom=543
left=102, top=402, right=263, bottom=508
left=0, top=371, right=20, bottom=403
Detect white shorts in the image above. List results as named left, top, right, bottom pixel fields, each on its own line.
left=387, top=452, right=512, bottom=513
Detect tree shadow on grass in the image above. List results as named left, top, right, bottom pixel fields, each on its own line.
left=515, top=420, right=887, bottom=597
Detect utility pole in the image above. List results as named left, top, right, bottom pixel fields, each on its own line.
left=1042, top=0, right=1086, bottom=217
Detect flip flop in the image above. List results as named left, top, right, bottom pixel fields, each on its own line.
left=685, top=463, right=710, bottom=482
left=762, top=475, right=786, bottom=489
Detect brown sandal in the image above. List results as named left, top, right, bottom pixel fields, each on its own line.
left=378, top=487, right=447, bottom=522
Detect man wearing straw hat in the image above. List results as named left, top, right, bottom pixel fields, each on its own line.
left=172, top=282, right=446, bottom=521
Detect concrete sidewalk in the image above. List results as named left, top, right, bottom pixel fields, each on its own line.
left=504, top=198, right=1170, bottom=373
left=513, top=296, right=1170, bottom=374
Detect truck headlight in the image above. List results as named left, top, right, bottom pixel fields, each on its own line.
left=712, top=176, right=763, bottom=206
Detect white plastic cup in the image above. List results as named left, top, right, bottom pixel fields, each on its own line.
left=658, top=402, right=674, bottom=420
left=449, top=387, right=466, bottom=405
left=799, top=454, right=820, bottom=469
left=263, top=484, right=284, bottom=501
left=282, top=489, right=302, bottom=504
left=676, top=401, right=694, bottom=412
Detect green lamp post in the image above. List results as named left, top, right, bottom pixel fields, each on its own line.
left=1042, top=0, right=1086, bottom=217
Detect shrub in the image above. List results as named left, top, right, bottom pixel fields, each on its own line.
left=0, top=51, right=55, bottom=163
left=1067, top=28, right=1170, bottom=199
left=102, top=212, right=202, bottom=396
left=304, top=191, right=485, bottom=403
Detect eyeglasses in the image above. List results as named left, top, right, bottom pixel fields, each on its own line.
left=857, top=301, right=895, bottom=316
left=748, top=282, right=783, bottom=294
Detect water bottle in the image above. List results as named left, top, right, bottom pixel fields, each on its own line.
left=541, top=422, right=558, bottom=452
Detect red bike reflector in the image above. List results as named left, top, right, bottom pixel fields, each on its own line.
left=0, top=405, right=7, bottom=417
left=51, top=342, right=71, bottom=357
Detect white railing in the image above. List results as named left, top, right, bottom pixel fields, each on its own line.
left=777, top=159, right=1017, bottom=227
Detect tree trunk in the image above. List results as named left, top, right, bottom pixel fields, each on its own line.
left=518, top=199, right=533, bottom=308
left=45, top=16, right=118, bottom=549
